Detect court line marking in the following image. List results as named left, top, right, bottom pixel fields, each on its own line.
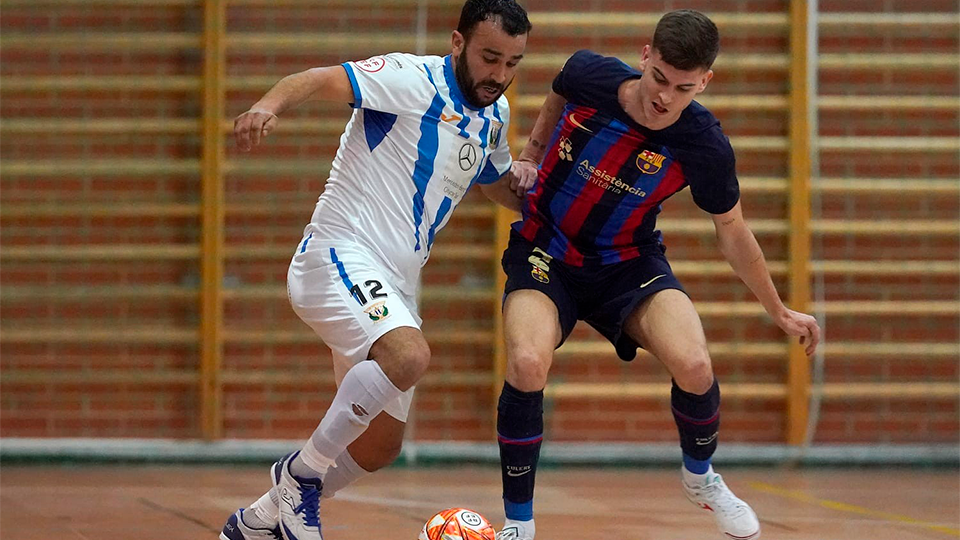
left=749, top=481, right=960, bottom=537
left=138, top=497, right=217, bottom=533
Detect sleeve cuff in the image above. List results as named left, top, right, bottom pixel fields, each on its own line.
left=476, top=158, right=509, bottom=185
left=341, top=63, right=363, bottom=109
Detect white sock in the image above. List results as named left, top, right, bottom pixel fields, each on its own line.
left=504, top=518, right=536, bottom=538
left=244, top=491, right=278, bottom=529
left=682, top=464, right=715, bottom=485
left=290, top=360, right=403, bottom=479
left=321, top=449, right=371, bottom=499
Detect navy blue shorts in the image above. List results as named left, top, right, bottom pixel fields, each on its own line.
left=501, top=231, right=686, bottom=361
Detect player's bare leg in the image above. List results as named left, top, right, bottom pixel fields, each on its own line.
left=624, top=289, right=760, bottom=539
left=496, top=290, right=562, bottom=540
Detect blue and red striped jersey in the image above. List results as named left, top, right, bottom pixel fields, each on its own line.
left=514, top=50, right=740, bottom=266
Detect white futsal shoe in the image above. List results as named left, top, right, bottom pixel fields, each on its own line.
left=219, top=509, right=282, bottom=540
left=273, top=451, right=324, bottom=540
left=495, top=523, right=534, bottom=540
left=682, top=469, right=761, bottom=540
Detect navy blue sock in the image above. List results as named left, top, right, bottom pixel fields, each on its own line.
left=497, top=381, right=543, bottom=521
left=671, top=378, right=720, bottom=468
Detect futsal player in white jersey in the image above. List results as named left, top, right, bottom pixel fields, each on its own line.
left=219, top=2, right=532, bottom=539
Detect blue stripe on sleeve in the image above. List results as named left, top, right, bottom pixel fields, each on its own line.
left=341, top=63, right=363, bottom=109
left=476, top=160, right=501, bottom=185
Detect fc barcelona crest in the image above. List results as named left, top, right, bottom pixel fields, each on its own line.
left=489, top=121, right=503, bottom=150
left=637, top=149, right=666, bottom=175
left=531, top=266, right=550, bottom=284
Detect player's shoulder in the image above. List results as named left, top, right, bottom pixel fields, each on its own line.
left=386, top=52, right=444, bottom=69
left=564, top=49, right=636, bottom=77
left=673, top=102, right=733, bottom=156
left=352, top=52, right=439, bottom=79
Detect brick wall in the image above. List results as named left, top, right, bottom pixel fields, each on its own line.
left=1, top=0, right=957, bottom=446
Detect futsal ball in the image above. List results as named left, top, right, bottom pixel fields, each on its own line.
left=418, top=507, right=496, bottom=540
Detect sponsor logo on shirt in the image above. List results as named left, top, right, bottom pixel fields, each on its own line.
left=459, top=143, right=478, bottom=171
left=577, top=159, right=647, bottom=197
left=567, top=112, right=593, bottom=133
left=355, top=56, right=385, bottom=73
left=387, top=57, right=404, bottom=70
left=442, top=175, right=468, bottom=201
left=558, top=136, right=574, bottom=161
left=440, top=112, right=462, bottom=123
left=637, top=149, right=666, bottom=175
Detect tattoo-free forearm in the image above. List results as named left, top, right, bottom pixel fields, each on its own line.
left=479, top=177, right=523, bottom=212
left=252, top=67, right=347, bottom=115
left=718, top=225, right=787, bottom=318
left=518, top=90, right=567, bottom=164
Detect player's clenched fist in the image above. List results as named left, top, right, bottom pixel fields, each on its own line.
left=234, top=109, right=278, bottom=152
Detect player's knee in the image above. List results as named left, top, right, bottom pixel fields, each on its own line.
left=389, top=340, right=431, bottom=391
left=507, top=346, right=551, bottom=391
left=672, top=349, right=714, bottom=394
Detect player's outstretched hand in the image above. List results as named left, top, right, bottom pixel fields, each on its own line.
left=509, top=159, right=539, bottom=197
left=234, top=109, right=278, bottom=152
left=775, top=309, right=821, bottom=356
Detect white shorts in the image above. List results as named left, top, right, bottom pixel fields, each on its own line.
left=287, top=232, right=420, bottom=422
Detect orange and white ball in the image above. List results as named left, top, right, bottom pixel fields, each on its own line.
left=419, top=508, right=496, bottom=540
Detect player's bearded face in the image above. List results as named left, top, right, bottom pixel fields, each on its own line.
left=451, top=20, right=527, bottom=108
left=454, top=50, right=513, bottom=108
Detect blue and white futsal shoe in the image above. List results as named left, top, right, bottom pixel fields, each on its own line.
left=273, top=451, right=324, bottom=540
left=220, top=508, right=282, bottom=540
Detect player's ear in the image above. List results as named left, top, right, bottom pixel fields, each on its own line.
left=698, top=69, right=714, bottom=93
left=451, top=30, right=466, bottom=56
left=638, top=44, right=652, bottom=71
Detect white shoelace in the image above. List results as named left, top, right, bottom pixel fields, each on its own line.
left=699, top=475, right=748, bottom=518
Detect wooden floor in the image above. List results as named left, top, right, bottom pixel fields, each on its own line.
left=1, top=464, right=957, bottom=539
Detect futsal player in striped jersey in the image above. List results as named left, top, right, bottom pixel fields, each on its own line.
left=222, top=2, right=532, bottom=539
left=494, top=10, right=820, bottom=540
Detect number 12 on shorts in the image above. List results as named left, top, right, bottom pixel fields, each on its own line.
left=350, top=280, right=387, bottom=306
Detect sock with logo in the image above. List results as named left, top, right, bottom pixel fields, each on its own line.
left=290, top=360, right=403, bottom=479
left=244, top=490, right=279, bottom=528
left=497, top=381, right=544, bottom=525
left=671, top=378, right=720, bottom=473
left=320, top=449, right=371, bottom=499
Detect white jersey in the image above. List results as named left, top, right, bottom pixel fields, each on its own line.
left=307, top=52, right=512, bottom=295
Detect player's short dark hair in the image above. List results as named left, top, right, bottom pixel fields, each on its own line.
left=457, top=0, right=532, bottom=41
left=652, top=9, right=720, bottom=71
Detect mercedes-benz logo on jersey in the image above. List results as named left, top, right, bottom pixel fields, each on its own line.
left=459, top=143, right=477, bottom=171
